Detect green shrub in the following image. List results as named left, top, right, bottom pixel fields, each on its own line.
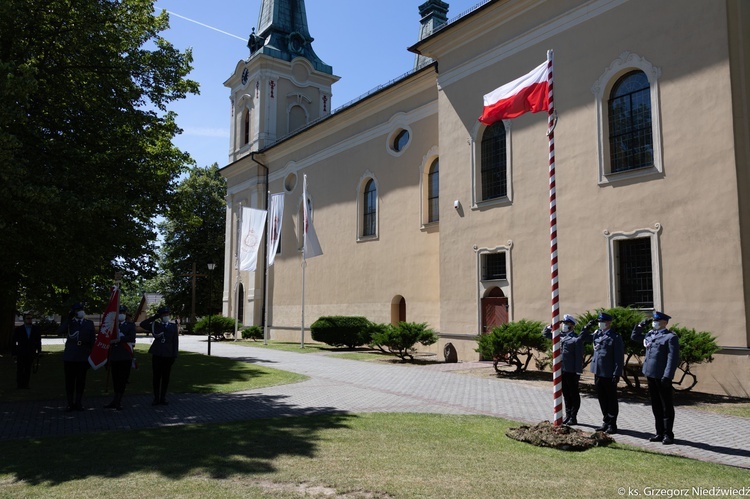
left=310, top=316, right=372, bottom=349
left=369, top=322, right=438, bottom=361
left=36, top=318, right=60, bottom=336
left=241, top=325, right=263, bottom=341
left=475, top=319, right=547, bottom=373
left=193, top=315, right=240, bottom=338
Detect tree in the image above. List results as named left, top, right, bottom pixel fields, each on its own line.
left=475, top=319, right=547, bottom=373
left=370, top=322, right=438, bottom=361
left=158, top=164, right=226, bottom=320
left=0, top=0, right=198, bottom=346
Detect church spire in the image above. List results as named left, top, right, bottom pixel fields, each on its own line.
left=414, top=0, right=450, bottom=70
left=247, top=0, right=332, bottom=75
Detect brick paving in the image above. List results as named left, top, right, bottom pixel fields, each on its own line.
left=1, top=336, right=748, bottom=470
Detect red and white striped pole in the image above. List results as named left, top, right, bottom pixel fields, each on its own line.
left=546, top=50, right=563, bottom=427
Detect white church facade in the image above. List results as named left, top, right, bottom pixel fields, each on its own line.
left=220, top=0, right=750, bottom=397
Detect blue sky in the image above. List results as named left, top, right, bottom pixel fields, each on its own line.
left=153, top=0, right=483, bottom=170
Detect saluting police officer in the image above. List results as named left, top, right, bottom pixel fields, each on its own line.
left=140, top=306, right=179, bottom=406
left=631, top=311, right=680, bottom=445
left=57, top=303, right=95, bottom=411
left=543, top=314, right=584, bottom=425
left=583, top=312, right=624, bottom=434
left=104, top=305, right=136, bottom=411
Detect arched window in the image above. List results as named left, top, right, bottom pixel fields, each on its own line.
left=608, top=70, right=652, bottom=172
left=480, top=122, right=507, bottom=200
left=393, top=129, right=410, bottom=152
left=363, top=179, right=376, bottom=237
left=243, top=109, right=250, bottom=145
left=427, top=159, right=439, bottom=223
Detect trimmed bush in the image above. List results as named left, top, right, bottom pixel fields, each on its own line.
left=310, top=316, right=372, bottom=349
left=241, top=325, right=263, bottom=341
left=369, top=322, right=438, bottom=361
left=193, top=315, right=240, bottom=339
left=476, top=319, right=547, bottom=373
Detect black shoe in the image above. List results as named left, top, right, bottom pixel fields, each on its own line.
left=595, top=423, right=609, bottom=432
left=151, top=398, right=160, bottom=406
left=662, top=435, right=674, bottom=445
left=648, top=434, right=664, bottom=442
left=115, top=405, right=123, bottom=411
left=74, top=404, right=85, bottom=411
left=104, top=401, right=117, bottom=409
left=159, top=399, right=168, bottom=406
left=605, top=426, right=617, bottom=434
left=566, top=417, right=577, bottom=426
left=65, top=406, right=74, bottom=412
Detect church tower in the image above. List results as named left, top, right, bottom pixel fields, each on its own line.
left=414, top=0, right=449, bottom=70
left=225, top=0, right=339, bottom=162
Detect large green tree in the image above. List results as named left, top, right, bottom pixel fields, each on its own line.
left=159, top=164, right=226, bottom=323
left=0, top=0, right=199, bottom=345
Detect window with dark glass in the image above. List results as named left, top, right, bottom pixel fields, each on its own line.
left=608, top=71, right=652, bottom=173
left=393, top=129, right=409, bottom=152
left=242, top=109, right=250, bottom=145
left=428, top=159, right=439, bottom=223
left=481, top=122, right=507, bottom=200
left=616, top=238, right=653, bottom=308
left=363, top=179, right=376, bottom=237
left=482, top=253, right=506, bottom=280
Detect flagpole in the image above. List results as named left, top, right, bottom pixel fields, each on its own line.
left=546, top=49, right=563, bottom=427
left=301, top=175, right=307, bottom=349
left=263, top=189, right=271, bottom=345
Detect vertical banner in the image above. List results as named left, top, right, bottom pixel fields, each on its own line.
left=88, top=285, right=120, bottom=370
left=239, top=206, right=267, bottom=271
left=303, top=175, right=323, bottom=259
left=267, top=193, right=285, bottom=267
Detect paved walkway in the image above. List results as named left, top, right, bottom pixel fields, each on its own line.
left=1, top=336, right=748, bottom=469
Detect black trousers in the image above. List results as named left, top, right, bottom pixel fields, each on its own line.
left=110, top=359, right=132, bottom=394
left=64, top=361, right=89, bottom=407
left=561, top=372, right=581, bottom=416
left=647, top=376, right=675, bottom=437
left=594, top=375, right=619, bottom=426
left=16, top=355, right=33, bottom=388
left=152, top=355, right=176, bottom=402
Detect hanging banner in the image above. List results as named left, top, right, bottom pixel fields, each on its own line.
left=239, top=206, right=267, bottom=271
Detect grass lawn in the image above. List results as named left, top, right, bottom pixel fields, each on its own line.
left=0, top=343, right=307, bottom=402
left=0, top=413, right=746, bottom=498
left=691, top=402, right=750, bottom=418
left=231, top=340, right=331, bottom=354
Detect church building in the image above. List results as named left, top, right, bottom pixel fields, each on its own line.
left=220, top=0, right=750, bottom=397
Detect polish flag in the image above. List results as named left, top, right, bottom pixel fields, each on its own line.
left=88, top=285, right=119, bottom=370
left=479, top=60, right=549, bottom=125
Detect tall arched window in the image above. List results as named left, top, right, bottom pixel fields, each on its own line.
left=243, top=109, right=250, bottom=145
left=363, top=179, right=376, bottom=237
left=480, top=122, right=507, bottom=200
left=608, top=70, right=652, bottom=173
left=427, top=159, right=439, bottom=223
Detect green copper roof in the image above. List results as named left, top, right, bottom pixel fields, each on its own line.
left=247, top=0, right=332, bottom=75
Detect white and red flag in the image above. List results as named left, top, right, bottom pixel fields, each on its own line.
left=302, top=175, right=323, bottom=259
left=88, top=285, right=120, bottom=370
left=479, top=60, right=549, bottom=125
left=267, top=192, right=284, bottom=267
left=239, top=206, right=267, bottom=272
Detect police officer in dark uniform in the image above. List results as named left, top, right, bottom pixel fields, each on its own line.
left=104, top=305, right=136, bottom=410
left=57, top=303, right=95, bottom=411
left=543, top=314, right=584, bottom=425
left=631, top=311, right=680, bottom=445
left=12, top=313, right=42, bottom=389
left=583, top=312, right=624, bottom=434
left=140, top=306, right=179, bottom=406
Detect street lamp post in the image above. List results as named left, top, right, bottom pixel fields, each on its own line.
left=207, top=262, right=216, bottom=356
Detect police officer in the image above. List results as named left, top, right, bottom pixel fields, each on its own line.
left=583, top=312, right=624, bottom=434
left=140, top=306, right=179, bottom=406
left=104, top=305, right=136, bottom=410
left=631, top=311, right=680, bottom=445
left=543, top=314, right=584, bottom=425
left=57, top=303, right=95, bottom=411
left=12, top=313, right=42, bottom=389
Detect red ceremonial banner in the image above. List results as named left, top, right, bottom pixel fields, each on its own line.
left=88, top=285, right=120, bottom=370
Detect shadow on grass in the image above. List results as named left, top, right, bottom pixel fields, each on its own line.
left=0, top=349, right=293, bottom=402
left=0, top=412, right=357, bottom=485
